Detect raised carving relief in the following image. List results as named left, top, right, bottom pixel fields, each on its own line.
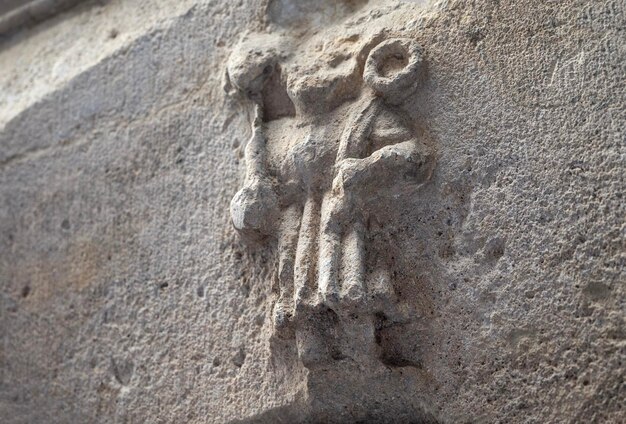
left=227, top=27, right=435, bottom=369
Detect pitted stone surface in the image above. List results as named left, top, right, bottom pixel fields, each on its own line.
left=1, top=0, right=624, bottom=423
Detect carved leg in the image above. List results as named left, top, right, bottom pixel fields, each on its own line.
left=293, top=194, right=335, bottom=365
left=339, top=219, right=366, bottom=308
left=317, top=192, right=342, bottom=307
left=293, top=194, right=320, bottom=315
left=365, top=223, right=398, bottom=318
left=367, top=260, right=396, bottom=316
left=230, top=105, right=279, bottom=238
left=337, top=218, right=379, bottom=364
left=273, top=204, right=301, bottom=337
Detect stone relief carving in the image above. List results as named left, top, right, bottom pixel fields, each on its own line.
left=226, top=28, right=435, bottom=369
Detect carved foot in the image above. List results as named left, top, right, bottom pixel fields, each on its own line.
left=295, top=306, right=344, bottom=369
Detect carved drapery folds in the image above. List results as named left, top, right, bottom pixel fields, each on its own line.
left=227, top=27, right=435, bottom=369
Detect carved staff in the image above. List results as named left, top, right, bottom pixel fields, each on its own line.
left=318, top=38, right=429, bottom=311
left=226, top=38, right=282, bottom=240
left=230, top=104, right=279, bottom=239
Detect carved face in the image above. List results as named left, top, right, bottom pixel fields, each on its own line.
left=284, top=34, right=366, bottom=114
left=226, top=33, right=286, bottom=101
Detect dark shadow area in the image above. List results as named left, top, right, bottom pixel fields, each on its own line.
left=0, top=0, right=108, bottom=50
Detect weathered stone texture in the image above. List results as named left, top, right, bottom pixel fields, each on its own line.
left=0, top=0, right=624, bottom=423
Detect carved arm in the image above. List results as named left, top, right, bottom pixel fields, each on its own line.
left=333, top=139, right=433, bottom=196
left=230, top=104, right=279, bottom=239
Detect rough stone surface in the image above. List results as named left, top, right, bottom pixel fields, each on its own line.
left=0, top=0, right=87, bottom=38
left=1, top=0, right=624, bottom=423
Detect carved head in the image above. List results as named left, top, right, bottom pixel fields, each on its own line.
left=284, top=33, right=426, bottom=114
left=226, top=28, right=425, bottom=119
left=225, top=33, right=296, bottom=121
left=284, top=33, right=365, bottom=115
left=225, top=33, right=286, bottom=103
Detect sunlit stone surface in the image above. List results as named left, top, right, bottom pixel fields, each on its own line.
left=1, top=0, right=623, bottom=422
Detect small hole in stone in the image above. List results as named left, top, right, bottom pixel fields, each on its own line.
left=21, top=285, right=30, bottom=298
left=378, top=50, right=409, bottom=78
left=331, top=349, right=347, bottom=361
left=232, top=347, right=246, bottom=368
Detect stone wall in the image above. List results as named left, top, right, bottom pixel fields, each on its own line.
left=1, top=0, right=623, bottom=423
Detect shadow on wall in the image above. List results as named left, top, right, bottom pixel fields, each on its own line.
left=267, top=0, right=369, bottom=29
left=0, top=0, right=101, bottom=41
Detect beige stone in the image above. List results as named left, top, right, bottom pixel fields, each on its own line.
left=1, top=0, right=623, bottom=423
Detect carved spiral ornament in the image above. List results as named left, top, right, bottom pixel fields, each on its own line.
left=364, top=38, right=423, bottom=101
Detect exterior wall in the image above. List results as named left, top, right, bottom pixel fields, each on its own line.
left=0, top=0, right=623, bottom=423
left=0, top=0, right=86, bottom=37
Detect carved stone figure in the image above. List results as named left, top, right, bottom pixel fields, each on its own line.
left=227, top=30, right=435, bottom=368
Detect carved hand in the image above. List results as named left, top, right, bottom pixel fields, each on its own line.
left=334, top=140, right=432, bottom=195
left=230, top=178, right=279, bottom=239
left=332, top=158, right=367, bottom=192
